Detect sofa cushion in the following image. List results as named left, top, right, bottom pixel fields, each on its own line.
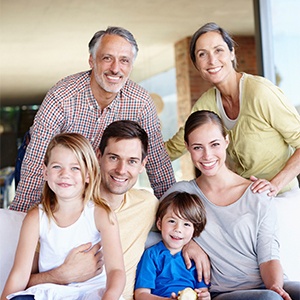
left=274, top=191, right=300, bottom=281
left=0, top=209, right=26, bottom=293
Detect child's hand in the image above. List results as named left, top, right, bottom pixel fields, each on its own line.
left=177, top=288, right=197, bottom=299
left=195, top=288, right=210, bottom=300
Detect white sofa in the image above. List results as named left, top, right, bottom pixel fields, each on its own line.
left=1, top=195, right=300, bottom=294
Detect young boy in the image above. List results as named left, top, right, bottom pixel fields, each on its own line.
left=134, top=191, right=211, bottom=300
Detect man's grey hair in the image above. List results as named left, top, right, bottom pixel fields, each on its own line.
left=88, top=26, right=139, bottom=60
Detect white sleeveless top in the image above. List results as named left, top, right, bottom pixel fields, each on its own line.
left=39, top=200, right=101, bottom=272
left=6, top=201, right=121, bottom=300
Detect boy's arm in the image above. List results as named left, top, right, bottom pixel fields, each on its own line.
left=135, top=288, right=168, bottom=300
left=28, top=242, right=103, bottom=287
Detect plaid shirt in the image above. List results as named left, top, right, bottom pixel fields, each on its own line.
left=11, top=71, right=175, bottom=212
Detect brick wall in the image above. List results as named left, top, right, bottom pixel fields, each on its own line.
left=234, top=36, right=258, bottom=75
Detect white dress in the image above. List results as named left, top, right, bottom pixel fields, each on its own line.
left=7, top=201, right=123, bottom=300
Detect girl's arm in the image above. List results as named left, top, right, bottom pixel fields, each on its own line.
left=1, top=208, right=39, bottom=300
left=95, top=206, right=125, bottom=300
left=260, top=260, right=291, bottom=300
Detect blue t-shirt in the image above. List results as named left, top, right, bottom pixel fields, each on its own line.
left=135, top=241, right=209, bottom=297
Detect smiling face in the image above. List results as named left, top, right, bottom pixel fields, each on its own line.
left=194, top=31, right=235, bottom=85
left=186, top=121, right=229, bottom=177
left=43, top=145, right=88, bottom=202
left=89, top=34, right=134, bottom=97
left=98, top=137, right=147, bottom=200
left=157, top=205, right=194, bottom=255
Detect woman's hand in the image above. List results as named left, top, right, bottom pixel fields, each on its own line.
left=250, top=175, right=278, bottom=196
left=270, top=285, right=291, bottom=300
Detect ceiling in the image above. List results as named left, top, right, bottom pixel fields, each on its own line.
left=0, top=0, right=255, bottom=106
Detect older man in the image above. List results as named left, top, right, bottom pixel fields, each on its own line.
left=11, top=26, right=175, bottom=212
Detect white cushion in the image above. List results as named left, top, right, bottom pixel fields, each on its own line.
left=274, top=189, right=300, bottom=281
left=0, top=209, right=26, bottom=294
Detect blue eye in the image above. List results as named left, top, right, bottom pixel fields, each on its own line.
left=71, top=167, right=80, bottom=171
left=129, top=159, right=138, bottom=165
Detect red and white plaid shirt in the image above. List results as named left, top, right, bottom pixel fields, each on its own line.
left=11, top=71, right=175, bottom=212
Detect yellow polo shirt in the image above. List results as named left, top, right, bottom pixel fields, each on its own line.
left=115, top=188, right=158, bottom=300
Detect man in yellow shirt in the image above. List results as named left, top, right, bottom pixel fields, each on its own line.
left=24, top=120, right=158, bottom=300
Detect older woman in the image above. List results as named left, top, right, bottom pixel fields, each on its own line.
left=165, top=22, right=300, bottom=199
left=163, top=110, right=300, bottom=300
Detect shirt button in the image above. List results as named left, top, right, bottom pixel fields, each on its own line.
left=89, top=105, right=93, bottom=110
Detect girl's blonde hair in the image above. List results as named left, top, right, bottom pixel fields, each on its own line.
left=42, top=133, right=111, bottom=220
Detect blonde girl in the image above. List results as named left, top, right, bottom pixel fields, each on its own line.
left=1, top=133, right=125, bottom=300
